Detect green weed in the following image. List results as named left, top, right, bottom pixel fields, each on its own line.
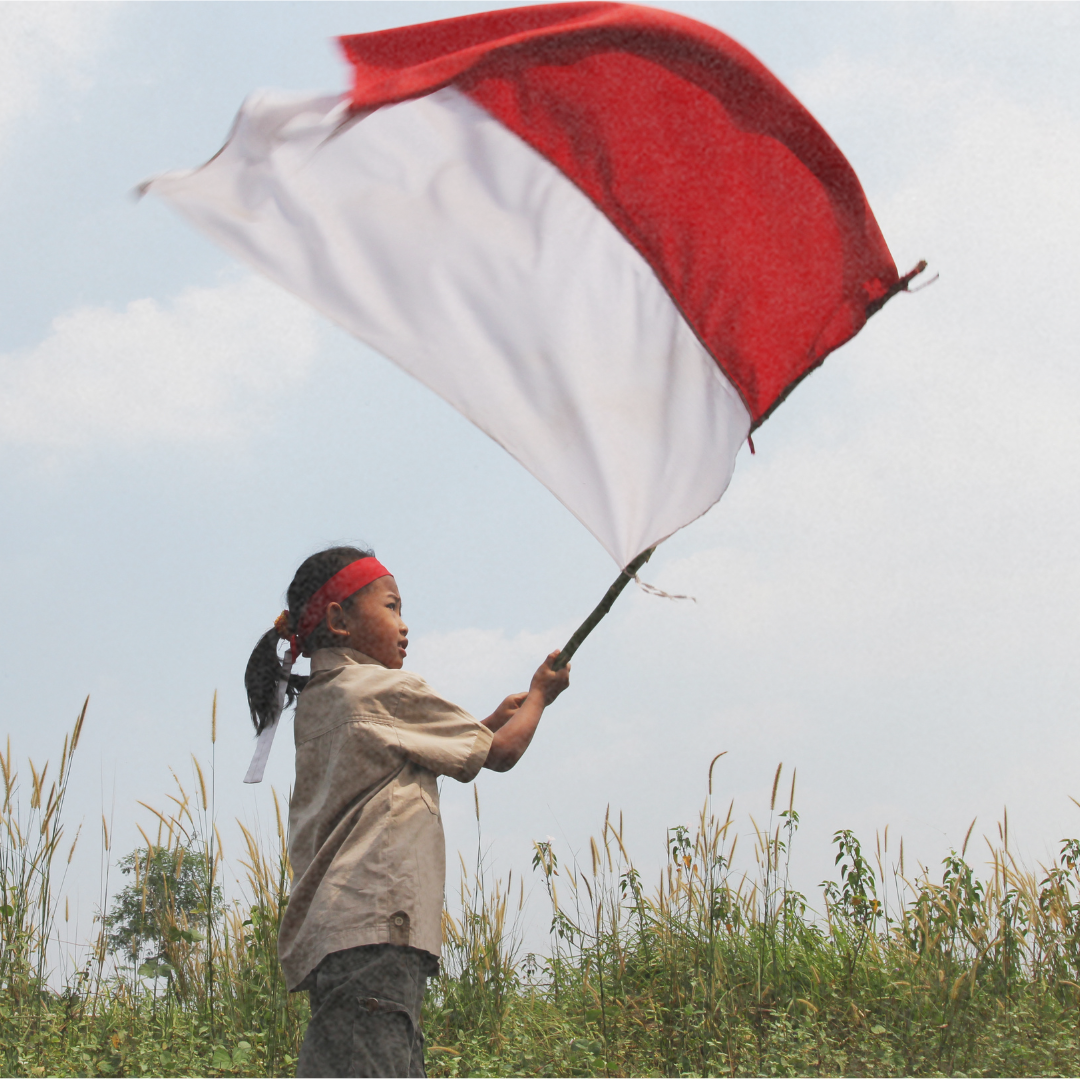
left=2, top=712, right=1080, bottom=1076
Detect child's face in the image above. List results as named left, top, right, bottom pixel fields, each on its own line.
left=327, top=575, right=408, bottom=668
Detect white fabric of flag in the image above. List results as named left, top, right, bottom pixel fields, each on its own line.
left=145, top=87, right=751, bottom=569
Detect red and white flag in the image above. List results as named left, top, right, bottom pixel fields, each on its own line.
left=144, top=3, right=898, bottom=568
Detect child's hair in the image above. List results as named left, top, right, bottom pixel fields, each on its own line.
left=244, top=545, right=375, bottom=734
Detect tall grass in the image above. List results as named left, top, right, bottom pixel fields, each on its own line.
left=0, top=707, right=308, bottom=1077
left=2, top=711, right=1080, bottom=1076
left=425, top=762, right=1080, bottom=1077
left=0, top=700, right=87, bottom=1017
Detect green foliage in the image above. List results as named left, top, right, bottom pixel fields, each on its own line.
left=424, top=779, right=1080, bottom=1077
left=3, top=717, right=1080, bottom=1076
left=0, top=712, right=308, bottom=1077
left=104, top=843, right=218, bottom=970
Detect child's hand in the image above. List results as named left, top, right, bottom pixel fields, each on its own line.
left=495, top=692, right=528, bottom=722
left=530, top=651, right=570, bottom=705
left=482, top=692, right=527, bottom=732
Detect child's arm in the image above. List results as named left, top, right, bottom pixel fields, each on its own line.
left=483, top=652, right=569, bottom=772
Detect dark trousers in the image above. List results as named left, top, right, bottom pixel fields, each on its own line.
left=296, top=944, right=439, bottom=1078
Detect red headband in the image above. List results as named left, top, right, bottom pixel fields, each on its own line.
left=293, top=557, right=392, bottom=656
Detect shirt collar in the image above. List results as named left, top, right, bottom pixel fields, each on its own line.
left=310, top=647, right=384, bottom=672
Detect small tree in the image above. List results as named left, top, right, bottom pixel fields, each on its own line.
left=105, top=844, right=220, bottom=976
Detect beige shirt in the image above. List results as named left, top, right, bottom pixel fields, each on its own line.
left=278, top=647, right=493, bottom=990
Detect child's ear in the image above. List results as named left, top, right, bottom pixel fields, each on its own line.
left=324, top=601, right=351, bottom=639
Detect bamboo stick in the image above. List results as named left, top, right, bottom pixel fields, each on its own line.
left=552, top=548, right=654, bottom=670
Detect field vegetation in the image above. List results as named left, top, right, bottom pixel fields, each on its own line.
left=2, top=709, right=1080, bottom=1076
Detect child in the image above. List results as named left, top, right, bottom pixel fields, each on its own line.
left=244, top=546, right=569, bottom=1078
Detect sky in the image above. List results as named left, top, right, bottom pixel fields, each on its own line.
left=3, top=0, right=1080, bottom=969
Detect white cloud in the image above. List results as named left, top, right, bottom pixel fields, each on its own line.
left=0, top=276, right=320, bottom=448
left=0, top=3, right=115, bottom=151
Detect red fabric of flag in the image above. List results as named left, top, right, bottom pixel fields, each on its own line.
left=339, top=2, right=898, bottom=428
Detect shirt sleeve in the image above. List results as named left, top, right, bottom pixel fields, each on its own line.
left=391, top=675, right=494, bottom=783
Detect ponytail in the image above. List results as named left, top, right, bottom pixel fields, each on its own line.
left=244, top=628, right=303, bottom=734
left=244, top=545, right=374, bottom=734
